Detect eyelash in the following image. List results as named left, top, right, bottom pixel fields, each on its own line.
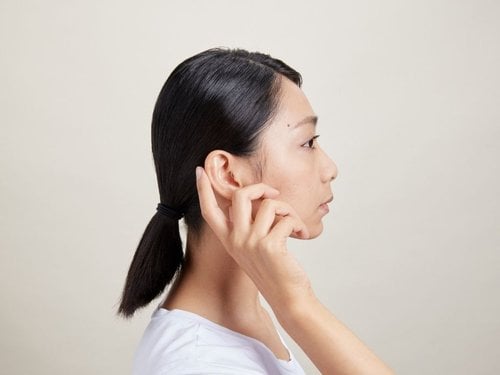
left=302, top=135, right=320, bottom=150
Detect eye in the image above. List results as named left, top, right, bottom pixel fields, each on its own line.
left=302, top=135, right=320, bottom=149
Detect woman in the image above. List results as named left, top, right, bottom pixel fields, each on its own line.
left=118, top=48, right=394, bottom=374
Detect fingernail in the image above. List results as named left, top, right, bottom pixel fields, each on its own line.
left=196, top=166, right=202, bottom=180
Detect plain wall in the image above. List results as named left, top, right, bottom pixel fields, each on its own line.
left=1, top=1, right=499, bottom=374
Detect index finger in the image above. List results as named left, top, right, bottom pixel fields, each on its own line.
left=196, top=166, right=229, bottom=238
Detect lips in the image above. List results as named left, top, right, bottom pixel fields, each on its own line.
left=318, top=195, right=333, bottom=214
left=321, top=195, right=334, bottom=206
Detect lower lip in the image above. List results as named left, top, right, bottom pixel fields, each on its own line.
left=319, top=203, right=330, bottom=214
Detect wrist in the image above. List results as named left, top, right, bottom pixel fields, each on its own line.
left=273, top=287, right=320, bottom=327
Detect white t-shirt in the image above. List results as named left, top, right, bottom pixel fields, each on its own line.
left=132, top=306, right=306, bottom=375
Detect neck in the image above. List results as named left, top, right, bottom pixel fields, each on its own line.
left=162, top=224, right=265, bottom=325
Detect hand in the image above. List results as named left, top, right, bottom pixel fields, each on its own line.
left=195, top=166, right=315, bottom=308
left=196, top=166, right=395, bottom=375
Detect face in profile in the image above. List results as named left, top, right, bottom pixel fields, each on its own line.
left=251, top=77, right=338, bottom=239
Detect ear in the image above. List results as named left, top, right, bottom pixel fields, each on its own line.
left=204, top=150, right=253, bottom=200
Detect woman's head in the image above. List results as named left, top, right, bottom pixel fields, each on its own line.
left=238, top=77, right=337, bottom=238
left=204, top=76, right=338, bottom=240
left=118, top=48, right=307, bottom=317
left=152, top=48, right=303, bottom=232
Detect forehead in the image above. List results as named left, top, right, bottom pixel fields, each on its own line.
left=266, top=77, right=317, bottom=135
left=252, top=78, right=316, bottom=163
left=289, top=115, right=318, bottom=129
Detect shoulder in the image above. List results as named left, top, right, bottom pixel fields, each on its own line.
left=132, top=308, right=200, bottom=374
left=132, top=308, right=305, bottom=375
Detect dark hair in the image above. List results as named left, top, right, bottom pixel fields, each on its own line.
left=118, top=47, right=302, bottom=318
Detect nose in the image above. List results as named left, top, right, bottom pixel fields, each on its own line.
left=320, top=148, right=338, bottom=183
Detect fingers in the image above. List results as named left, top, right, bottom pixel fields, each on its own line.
left=267, top=215, right=310, bottom=242
left=196, top=166, right=229, bottom=238
left=231, top=183, right=279, bottom=234
left=252, top=199, right=299, bottom=238
left=196, top=165, right=308, bottom=246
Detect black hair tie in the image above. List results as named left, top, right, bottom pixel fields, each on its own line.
left=156, top=203, right=184, bottom=220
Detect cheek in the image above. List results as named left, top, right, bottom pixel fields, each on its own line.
left=268, top=180, right=312, bottom=218
left=260, top=151, right=316, bottom=215
left=260, top=173, right=325, bottom=238
left=262, top=170, right=299, bottom=196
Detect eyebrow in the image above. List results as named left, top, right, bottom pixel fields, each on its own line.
left=289, top=115, right=318, bottom=129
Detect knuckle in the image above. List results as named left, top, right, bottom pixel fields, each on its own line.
left=231, top=234, right=242, bottom=249
left=280, top=216, right=294, bottom=225
left=280, top=201, right=295, bottom=214
left=260, top=198, right=275, bottom=210
left=233, top=185, right=253, bottom=203
left=232, top=188, right=245, bottom=202
left=246, top=232, right=259, bottom=247
left=257, top=236, right=272, bottom=250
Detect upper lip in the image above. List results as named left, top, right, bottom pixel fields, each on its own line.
left=321, top=195, right=334, bottom=205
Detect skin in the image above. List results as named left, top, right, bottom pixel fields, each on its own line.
left=249, top=76, right=337, bottom=240
left=162, top=77, right=394, bottom=373
left=162, top=76, right=329, bottom=359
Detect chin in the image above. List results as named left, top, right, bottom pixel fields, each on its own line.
left=305, top=222, right=324, bottom=240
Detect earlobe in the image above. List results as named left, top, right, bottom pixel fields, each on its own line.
left=204, top=150, right=242, bottom=200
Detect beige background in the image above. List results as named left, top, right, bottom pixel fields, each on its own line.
left=1, top=1, right=499, bottom=374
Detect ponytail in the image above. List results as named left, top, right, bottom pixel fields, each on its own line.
left=118, top=212, right=184, bottom=318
